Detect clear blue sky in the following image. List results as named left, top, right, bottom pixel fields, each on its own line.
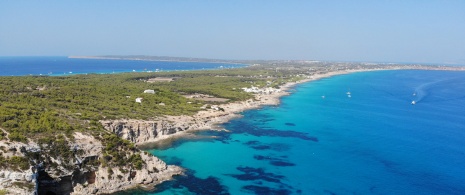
left=1, top=1, right=464, bottom=64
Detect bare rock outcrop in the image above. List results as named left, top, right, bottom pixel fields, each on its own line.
left=0, top=169, right=36, bottom=195
left=71, top=152, right=183, bottom=195
left=102, top=119, right=190, bottom=144
left=0, top=131, right=183, bottom=195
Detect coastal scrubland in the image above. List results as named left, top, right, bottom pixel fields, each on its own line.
left=1, top=60, right=462, bottom=194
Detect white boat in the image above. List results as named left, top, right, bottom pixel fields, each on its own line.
left=346, top=91, right=351, bottom=95
left=413, top=93, right=416, bottom=96
left=411, top=101, right=416, bottom=105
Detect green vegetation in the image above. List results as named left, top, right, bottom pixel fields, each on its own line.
left=0, top=67, right=302, bottom=141
left=100, top=133, right=144, bottom=170
left=0, top=64, right=311, bottom=171
left=0, top=155, right=29, bottom=171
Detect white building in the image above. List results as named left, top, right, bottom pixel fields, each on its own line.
left=144, top=89, right=155, bottom=94
left=135, top=97, right=143, bottom=103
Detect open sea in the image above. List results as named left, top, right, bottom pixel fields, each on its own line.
left=0, top=56, right=243, bottom=76
left=1, top=58, right=464, bottom=194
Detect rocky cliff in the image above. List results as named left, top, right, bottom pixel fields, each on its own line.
left=0, top=132, right=183, bottom=195
left=100, top=92, right=287, bottom=147
left=71, top=152, right=183, bottom=195
left=100, top=113, right=238, bottom=146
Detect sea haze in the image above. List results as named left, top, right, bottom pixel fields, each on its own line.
left=0, top=57, right=244, bottom=76
left=133, top=70, right=465, bottom=195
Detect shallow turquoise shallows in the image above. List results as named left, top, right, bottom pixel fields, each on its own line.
left=129, top=70, right=465, bottom=194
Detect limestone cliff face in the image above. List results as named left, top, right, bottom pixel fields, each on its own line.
left=0, top=169, right=35, bottom=195
left=69, top=132, right=182, bottom=195
left=72, top=152, right=183, bottom=195
left=0, top=141, right=37, bottom=195
left=100, top=113, right=238, bottom=146
left=0, top=132, right=183, bottom=195
left=102, top=120, right=190, bottom=144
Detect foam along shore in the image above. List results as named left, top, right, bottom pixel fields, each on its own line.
left=101, top=68, right=393, bottom=147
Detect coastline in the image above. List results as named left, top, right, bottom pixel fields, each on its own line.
left=48, top=67, right=465, bottom=195
left=108, top=66, right=464, bottom=150
left=97, top=68, right=400, bottom=194
left=2, top=65, right=463, bottom=194
left=103, top=68, right=397, bottom=149
left=136, top=68, right=465, bottom=195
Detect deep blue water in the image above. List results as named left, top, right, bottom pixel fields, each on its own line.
left=124, top=70, right=465, bottom=195
left=0, top=56, right=244, bottom=76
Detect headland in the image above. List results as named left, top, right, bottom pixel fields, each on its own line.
left=0, top=57, right=463, bottom=195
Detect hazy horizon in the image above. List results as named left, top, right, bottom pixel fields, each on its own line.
left=1, top=1, right=464, bottom=64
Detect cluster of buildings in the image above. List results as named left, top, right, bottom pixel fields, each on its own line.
left=242, top=86, right=281, bottom=95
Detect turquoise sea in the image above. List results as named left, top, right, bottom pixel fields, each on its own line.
left=118, top=70, right=465, bottom=195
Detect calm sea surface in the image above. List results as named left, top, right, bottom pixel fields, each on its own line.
left=119, top=70, right=465, bottom=195
left=0, top=56, right=243, bottom=76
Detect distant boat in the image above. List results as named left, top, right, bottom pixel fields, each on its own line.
left=346, top=91, right=351, bottom=95
left=413, top=93, right=416, bottom=96
left=348, top=94, right=351, bottom=98
left=321, top=95, right=325, bottom=99
left=411, top=101, right=416, bottom=105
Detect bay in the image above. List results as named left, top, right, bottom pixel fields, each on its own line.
left=133, top=70, right=465, bottom=195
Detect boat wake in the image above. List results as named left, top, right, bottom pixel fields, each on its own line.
left=412, top=77, right=465, bottom=104
left=411, top=82, right=432, bottom=104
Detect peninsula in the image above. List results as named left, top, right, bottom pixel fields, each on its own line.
left=1, top=57, right=463, bottom=194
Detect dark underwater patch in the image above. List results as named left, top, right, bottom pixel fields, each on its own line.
left=270, top=161, right=295, bottom=167
left=226, top=121, right=318, bottom=142
left=285, top=123, right=296, bottom=126
left=143, top=130, right=232, bottom=150
left=255, top=118, right=276, bottom=123
left=226, top=166, right=285, bottom=184
left=244, top=141, right=290, bottom=151
left=254, top=155, right=296, bottom=167
left=152, top=169, right=230, bottom=195
left=242, top=185, right=292, bottom=195
left=162, top=156, right=184, bottom=166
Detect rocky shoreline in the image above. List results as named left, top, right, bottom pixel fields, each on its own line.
left=2, top=67, right=462, bottom=194
left=100, top=68, right=390, bottom=147
left=0, top=131, right=184, bottom=195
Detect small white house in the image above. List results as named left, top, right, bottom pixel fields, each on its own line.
left=144, top=89, right=155, bottom=94
left=135, top=97, right=143, bottom=103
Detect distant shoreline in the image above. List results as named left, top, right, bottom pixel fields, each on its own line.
left=68, top=55, right=465, bottom=67
left=68, top=55, right=247, bottom=65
